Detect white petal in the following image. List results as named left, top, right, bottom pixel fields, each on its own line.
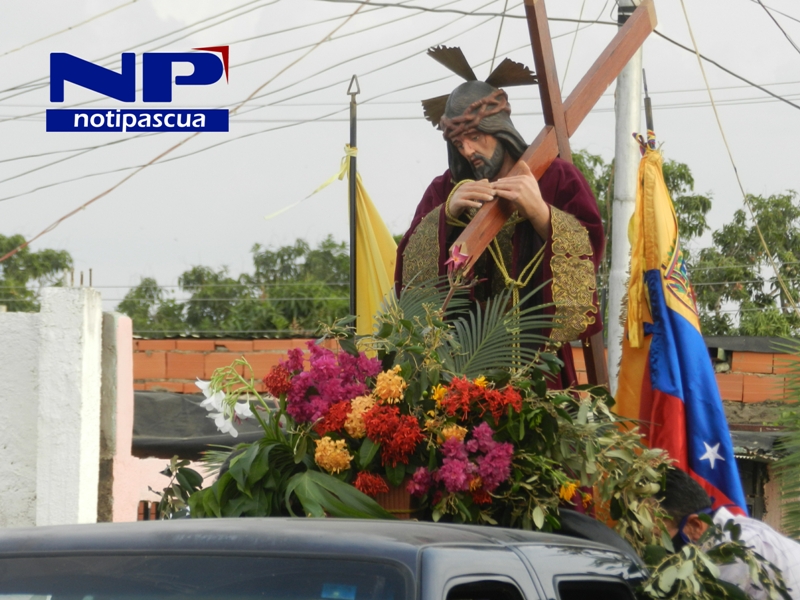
left=195, top=379, right=212, bottom=397
left=227, top=423, right=239, bottom=438
left=234, top=401, right=253, bottom=419
left=212, top=412, right=227, bottom=431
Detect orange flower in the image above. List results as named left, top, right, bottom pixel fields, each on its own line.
left=581, top=493, right=593, bottom=509
left=559, top=481, right=579, bottom=502
left=439, top=424, right=468, bottom=443
left=374, top=365, right=407, bottom=404
left=431, top=384, right=447, bottom=406
left=344, top=395, right=375, bottom=438
left=314, top=437, right=353, bottom=474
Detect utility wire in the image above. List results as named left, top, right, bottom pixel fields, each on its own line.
left=0, top=0, right=480, bottom=191
left=755, top=0, right=800, bottom=56
left=0, top=0, right=373, bottom=265
left=0, top=0, right=453, bottom=186
left=749, top=0, right=800, bottom=26
left=561, top=0, right=588, bottom=93
left=489, top=0, right=510, bottom=74
left=0, top=0, right=278, bottom=102
left=678, top=0, right=800, bottom=320
left=0, top=0, right=139, bottom=59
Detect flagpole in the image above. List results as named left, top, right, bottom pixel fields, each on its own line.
left=608, top=0, right=643, bottom=395
left=347, top=75, right=360, bottom=318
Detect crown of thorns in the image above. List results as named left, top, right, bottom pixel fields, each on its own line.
left=421, top=46, right=538, bottom=135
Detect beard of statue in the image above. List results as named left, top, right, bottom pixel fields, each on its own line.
left=470, top=139, right=506, bottom=180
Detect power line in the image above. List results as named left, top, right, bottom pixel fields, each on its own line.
left=749, top=0, right=800, bottom=26
left=754, top=0, right=800, bottom=56
left=0, top=0, right=139, bottom=59
left=0, top=0, right=373, bottom=265
left=0, top=0, right=280, bottom=104
left=0, top=1, right=501, bottom=196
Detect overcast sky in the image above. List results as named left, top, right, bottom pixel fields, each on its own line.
left=1, top=0, right=798, bottom=312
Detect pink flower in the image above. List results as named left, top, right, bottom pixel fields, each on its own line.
left=282, top=341, right=381, bottom=423
left=407, top=467, right=434, bottom=497
left=445, top=243, right=469, bottom=272
left=437, top=437, right=475, bottom=493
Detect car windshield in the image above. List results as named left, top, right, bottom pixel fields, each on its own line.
left=0, top=555, right=408, bottom=600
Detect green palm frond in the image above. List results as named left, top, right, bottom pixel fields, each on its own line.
left=389, top=275, right=469, bottom=322
left=444, top=286, right=555, bottom=378
left=771, top=338, right=800, bottom=540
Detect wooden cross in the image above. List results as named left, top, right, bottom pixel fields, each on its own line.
left=451, top=0, right=657, bottom=386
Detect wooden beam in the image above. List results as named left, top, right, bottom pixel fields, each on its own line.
left=525, top=0, right=571, bottom=161
left=450, top=0, right=656, bottom=272
left=563, top=0, right=657, bottom=137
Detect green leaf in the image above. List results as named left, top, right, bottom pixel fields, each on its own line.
left=294, top=436, right=308, bottom=464
left=377, top=322, right=393, bottom=338
left=179, top=467, right=204, bottom=489
left=386, top=462, right=405, bottom=488
left=605, top=448, right=634, bottom=463
left=285, top=471, right=394, bottom=519
left=675, top=560, right=694, bottom=580
left=532, top=506, right=545, bottom=529
left=658, top=565, right=679, bottom=592
left=359, top=438, right=380, bottom=469
left=339, top=337, right=360, bottom=357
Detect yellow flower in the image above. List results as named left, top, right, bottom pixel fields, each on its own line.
left=473, top=376, right=488, bottom=389
left=431, top=384, right=447, bottom=405
left=469, top=476, right=483, bottom=492
left=374, top=365, right=407, bottom=404
left=314, top=437, right=353, bottom=474
left=344, top=395, right=375, bottom=438
left=439, top=424, right=468, bottom=443
left=581, top=493, right=593, bottom=509
left=559, top=481, right=579, bottom=502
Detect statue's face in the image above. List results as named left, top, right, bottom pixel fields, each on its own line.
left=451, top=130, right=506, bottom=180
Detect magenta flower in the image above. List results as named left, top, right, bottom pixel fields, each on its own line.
left=407, top=467, right=434, bottom=497
left=281, top=341, right=381, bottom=423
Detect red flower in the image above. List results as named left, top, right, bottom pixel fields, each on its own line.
left=354, top=472, right=390, bottom=497
left=363, top=405, right=424, bottom=467
left=441, top=377, right=481, bottom=420
left=471, top=487, right=492, bottom=505
left=481, top=386, right=523, bottom=421
left=314, top=400, right=351, bottom=436
left=262, top=365, right=292, bottom=397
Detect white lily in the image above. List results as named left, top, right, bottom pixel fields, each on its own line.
left=234, top=401, right=254, bottom=419
left=200, top=390, right=225, bottom=412
left=210, top=411, right=238, bottom=438
left=195, top=378, right=212, bottom=396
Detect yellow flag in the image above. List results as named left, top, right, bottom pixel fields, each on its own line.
left=266, top=145, right=396, bottom=336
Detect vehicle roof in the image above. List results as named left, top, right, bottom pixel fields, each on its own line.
left=0, top=518, right=625, bottom=569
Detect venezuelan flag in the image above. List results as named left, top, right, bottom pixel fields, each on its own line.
left=616, top=146, right=748, bottom=515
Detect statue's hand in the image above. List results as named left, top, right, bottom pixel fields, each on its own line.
left=448, top=180, right=495, bottom=219
left=492, top=162, right=550, bottom=238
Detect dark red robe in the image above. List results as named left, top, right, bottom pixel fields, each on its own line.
left=395, top=158, right=605, bottom=388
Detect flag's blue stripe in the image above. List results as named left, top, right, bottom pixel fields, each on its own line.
left=645, top=270, right=748, bottom=513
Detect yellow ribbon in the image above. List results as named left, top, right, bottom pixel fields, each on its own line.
left=264, top=145, right=358, bottom=221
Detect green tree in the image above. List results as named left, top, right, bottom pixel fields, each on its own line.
left=118, top=236, right=349, bottom=337
left=0, top=234, right=72, bottom=311
left=692, top=192, right=800, bottom=335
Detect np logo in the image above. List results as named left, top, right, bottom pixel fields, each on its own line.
left=46, top=46, right=229, bottom=133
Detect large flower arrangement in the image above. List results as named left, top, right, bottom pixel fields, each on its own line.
left=189, top=281, right=669, bottom=547
left=180, top=279, right=794, bottom=600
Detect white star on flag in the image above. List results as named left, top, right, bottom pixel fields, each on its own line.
left=699, top=442, right=725, bottom=469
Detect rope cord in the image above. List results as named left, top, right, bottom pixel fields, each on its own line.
left=678, top=0, right=800, bottom=319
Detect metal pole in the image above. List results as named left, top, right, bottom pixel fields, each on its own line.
left=607, top=0, right=643, bottom=395
left=347, top=75, right=360, bottom=318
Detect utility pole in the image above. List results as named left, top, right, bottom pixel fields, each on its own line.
left=347, top=75, right=360, bottom=318
left=607, top=0, right=643, bottom=395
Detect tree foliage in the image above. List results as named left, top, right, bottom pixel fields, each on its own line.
left=117, top=236, right=349, bottom=337
left=571, top=152, right=799, bottom=336
left=0, top=234, right=73, bottom=311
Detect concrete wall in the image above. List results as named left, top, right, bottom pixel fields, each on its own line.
left=0, top=313, right=40, bottom=528
left=0, top=288, right=103, bottom=528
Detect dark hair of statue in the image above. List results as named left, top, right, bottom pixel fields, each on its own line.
left=656, top=468, right=713, bottom=521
